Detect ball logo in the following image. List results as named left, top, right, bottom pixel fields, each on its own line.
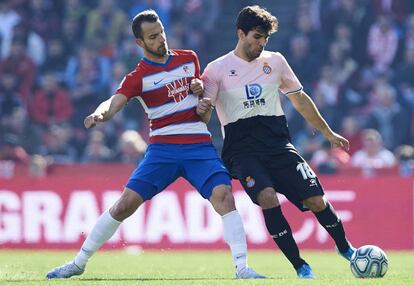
left=263, top=62, right=272, bottom=74
left=246, top=176, right=256, bottom=188
left=245, top=83, right=262, bottom=99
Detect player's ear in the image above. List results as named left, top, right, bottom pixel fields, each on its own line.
left=237, top=29, right=246, bottom=40
left=135, top=38, right=144, bottom=48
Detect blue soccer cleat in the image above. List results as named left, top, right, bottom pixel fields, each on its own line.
left=296, top=263, right=315, bottom=279
left=235, top=267, right=267, bottom=279
left=336, top=244, right=357, bottom=261
left=46, top=261, right=84, bottom=279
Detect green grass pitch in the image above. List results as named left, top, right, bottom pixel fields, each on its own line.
left=0, top=250, right=413, bottom=286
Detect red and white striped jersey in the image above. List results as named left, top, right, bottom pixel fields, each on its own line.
left=116, top=49, right=211, bottom=144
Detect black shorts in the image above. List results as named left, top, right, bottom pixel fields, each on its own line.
left=229, top=151, right=325, bottom=211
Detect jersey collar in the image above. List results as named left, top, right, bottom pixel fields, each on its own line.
left=143, top=51, right=173, bottom=67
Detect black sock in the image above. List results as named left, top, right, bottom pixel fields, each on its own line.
left=263, top=206, right=306, bottom=270
left=314, top=202, right=350, bottom=252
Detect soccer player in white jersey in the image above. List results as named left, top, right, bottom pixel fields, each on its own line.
left=46, top=10, right=264, bottom=280
left=199, top=5, right=356, bottom=279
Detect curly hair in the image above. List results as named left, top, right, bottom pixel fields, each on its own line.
left=236, top=5, right=278, bottom=35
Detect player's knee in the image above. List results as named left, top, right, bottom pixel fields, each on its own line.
left=210, top=185, right=235, bottom=215
left=110, top=188, right=143, bottom=221
left=303, top=195, right=326, bottom=212
left=257, top=188, right=279, bottom=209
left=221, top=188, right=236, bottom=209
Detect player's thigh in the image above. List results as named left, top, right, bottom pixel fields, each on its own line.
left=182, top=158, right=231, bottom=199
left=126, top=159, right=180, bottom=201
left=267, top=152, right=325, bottom=212
left=230, top=156, right=274, bottom=205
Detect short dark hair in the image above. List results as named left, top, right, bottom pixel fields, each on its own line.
left=237, top=5, right=278, bottom=35
left=132, top=9, right=159, bottom=39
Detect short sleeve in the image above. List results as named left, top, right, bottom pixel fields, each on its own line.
left=201, top=62, right=220, bottom=104
left=190, top=50, right=201, bottom=78
left=278, top=54, right=303, bottom=95
left=115, top=70, right=142, bottom=100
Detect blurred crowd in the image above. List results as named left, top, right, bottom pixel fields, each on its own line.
left=280, top=0, right=414, bottom=176
left=0, top=0, right=219, bottom=174
left=0, top=0, right=413, bottom=178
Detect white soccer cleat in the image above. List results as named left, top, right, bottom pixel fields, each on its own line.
left=46, top=261, right=85, bottom=279
left=235, top=267, right=267, bottom=279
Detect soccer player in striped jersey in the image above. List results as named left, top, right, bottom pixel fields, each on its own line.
left=46, top=10, right=264, bottom=280
left=200, top=5, right=356, bottom=279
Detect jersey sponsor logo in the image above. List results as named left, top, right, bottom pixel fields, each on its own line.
left=243, top=84, right=265, bottom=109
left=245, top=176, right=256, bottom=188
left=263, top=62, right=272, bottom=74
left=166, top=78, right=190, bottom=103
left=243, top=98, right=266, bottom=109
left=245, top=84, right=262, bottom=99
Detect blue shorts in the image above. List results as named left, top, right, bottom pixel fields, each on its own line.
left=126, top=143, right=231, bottom=201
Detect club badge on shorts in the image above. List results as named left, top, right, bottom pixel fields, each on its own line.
left=263, top=62, right=272, bottom=74
left=246, top=176, right=256, bottom=188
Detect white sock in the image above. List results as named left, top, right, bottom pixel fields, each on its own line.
left=222, top=210, right=248, bottom=270
left=74, top=210, right=121, bottom=268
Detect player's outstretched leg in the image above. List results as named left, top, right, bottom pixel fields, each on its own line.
left=259, top=189, right=314, bottom=279
left=46, top=188, right=142, bottom=279
left=263, top=206, right=314, bottom=278
left=46, top=210, right=121, bottom=279
left=307, top=197, right=356, bottom=261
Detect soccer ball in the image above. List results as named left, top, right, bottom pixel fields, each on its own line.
left=350, top=245, right=388, bottom=278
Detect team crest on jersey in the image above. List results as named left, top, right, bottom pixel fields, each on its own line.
left=166, top=78, right=190, bottom=103
left=183, top=65, right=192, bottom=76
left=263, top=62, right=272, bottom=74
left=246, top=176, right=256, bottom=188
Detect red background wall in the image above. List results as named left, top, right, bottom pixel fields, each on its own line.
left=0, top=164, right=412, bottom=250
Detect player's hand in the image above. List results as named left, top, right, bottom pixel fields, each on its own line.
left=326, top=132, right=350, bottom=151
left=190, top=78, right=203, bottom=97
left=84, top=112, right=106, bottom=129
left=196, top=98, right=213, bottom=116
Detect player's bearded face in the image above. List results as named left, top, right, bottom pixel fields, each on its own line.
left=144, top=38, right=168, bottom=57
left=140, top=21, right=168, bottom=58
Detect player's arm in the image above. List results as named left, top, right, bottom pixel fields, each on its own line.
left=190, top=78, right=212, bottom=123
left=84, top=93, right=128, bottom=129
left=196, top=98, right=213, bottom=123
left=287, top=90, right=349, bottom=150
